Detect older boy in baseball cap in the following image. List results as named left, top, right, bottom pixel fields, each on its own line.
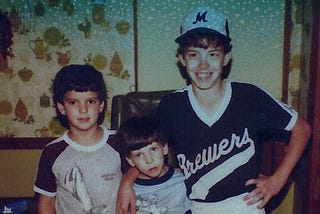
left=117, top=7, right=311, bottom=214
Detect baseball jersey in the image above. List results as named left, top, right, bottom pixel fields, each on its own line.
left=157, top=81, right=297, bottom=203
left=133, top=168, right=191, bottom=214
left=34, top=127, right=122, bottom=214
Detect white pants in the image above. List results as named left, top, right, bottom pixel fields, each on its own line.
left=191, top=193, right=265, bottom=214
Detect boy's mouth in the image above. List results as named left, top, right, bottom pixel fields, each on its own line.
left=78, top=117, right=90, bottom=122
left=148, top=167, right=158, bottom=174
left=195, top=71, right=213, bottom=80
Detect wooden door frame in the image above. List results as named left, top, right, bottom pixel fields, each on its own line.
left=305, top=0, right=320, bottom=212
left=297, top=0, right=320, bottom=213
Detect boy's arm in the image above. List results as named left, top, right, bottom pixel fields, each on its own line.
left=244, top=116, right=311, bottom=208
left=38, top=194, right=56, bottom=214
left=116, top=166, right=139, bottom=214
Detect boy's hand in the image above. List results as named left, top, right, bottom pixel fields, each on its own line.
left=243, top=174, right=285, bottom=209
left=116, top=184, right=136, bottom=214
left=116, top=167, right=139, bottom=214
left=243, top=116, right=310, bottom=209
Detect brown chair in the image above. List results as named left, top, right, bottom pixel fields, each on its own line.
left=110, top=90, right=173, bottom=130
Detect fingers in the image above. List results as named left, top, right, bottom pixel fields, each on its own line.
left=243, top=192, right=270, bottom=210
left=244, top=190, right=265, bottom=205
left=257, top=194, right=271, bottom=209
left=245, top=178, right=256, bottom=186
left=116, top=204, right=136, bottom=214
left=245, top=175, right=267, bottom=187
left=244, top=174, right=286, bottom=210
left=130, top=203, right=137, bottom=214
left=244, top=177, right=270, bottom=209
left=116, top=200, right=137, bottom=214
left=116, top=203, right=127, bottom=214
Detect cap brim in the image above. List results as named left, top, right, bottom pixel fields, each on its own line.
left=175, top=27, right=231, bottom=43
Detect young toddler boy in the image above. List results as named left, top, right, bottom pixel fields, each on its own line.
left=117, top=116, right=191, bottom=214
left=34, top=64, right=122, bottom=214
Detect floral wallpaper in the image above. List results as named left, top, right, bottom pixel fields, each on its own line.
left=0, top=0, right=135, bottom=137
left=0, top=0, right=302, bottom=138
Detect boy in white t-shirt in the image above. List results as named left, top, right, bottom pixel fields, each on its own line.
left=34, top=64, right=122, bottom=214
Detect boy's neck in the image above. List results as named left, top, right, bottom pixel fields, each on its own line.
left=192, top=80, right=227, bottom=115
left=68, top=126, right=104, bottom=146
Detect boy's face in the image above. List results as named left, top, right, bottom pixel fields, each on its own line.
left=179, top=45, right=231, bottom=90
left=126, top=142, right=169, bottom=179
left=57, top=90, right=104, bottom=133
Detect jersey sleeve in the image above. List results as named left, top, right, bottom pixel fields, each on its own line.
left=252, top=84, right=298, bottom=131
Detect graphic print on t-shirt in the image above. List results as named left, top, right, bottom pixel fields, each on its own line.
left=136, top=194, right=169, bottom=214
left=62, top=166, right=112, bottom=213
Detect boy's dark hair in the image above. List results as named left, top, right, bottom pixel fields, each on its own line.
left=117, top=116, right=167, bottom=157
left=52, top=64, right=107, bottom=129
left=176, top=33, right=232, bottom=80
left=176, top=33, right=232, bottom=55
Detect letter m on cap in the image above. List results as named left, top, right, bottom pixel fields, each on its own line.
left=192, top=11, right=208, bottom=24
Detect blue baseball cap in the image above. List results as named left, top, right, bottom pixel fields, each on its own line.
left=175, top=7, right=231, bottom=43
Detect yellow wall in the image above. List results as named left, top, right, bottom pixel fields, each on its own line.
left=0, top=150, right=42, bottom=197
left=271, top=183, right=295, bottom=214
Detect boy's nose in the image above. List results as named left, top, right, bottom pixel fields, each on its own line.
left=144, top=153, right=153, bottom=164
left=79, top=104, right=88, bottom=113
left=199, top=58, right=209, bottom=69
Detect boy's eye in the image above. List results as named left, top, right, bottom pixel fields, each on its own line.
left=151, top=145, right=159, bottom=151
left=187, top=52, right=198, bottom=58
left=135, top=153, right=142, bottom=158
left=68, top=100, right=76, bottom=105
left=88, top=99, right=97, bottom=104
left=209, top=52, right=219, bottom=57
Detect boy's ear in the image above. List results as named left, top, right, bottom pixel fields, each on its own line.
left=223, top=52, right=232, bottom=66
left=57, top=102, right=66, bottom=115
left=99, top=100, right=105, bottom=113
left=163, top=143, right=169, bottom=155
left=178, top=54, right=186, bottom=67
left=125, top=157, right=136, bottom=167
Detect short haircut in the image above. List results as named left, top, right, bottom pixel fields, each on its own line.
left=52, top=64, right=107, bottom=128
left=176, top=32, right=232, bottom=56
left=117, top=116, right=167, bottom=157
